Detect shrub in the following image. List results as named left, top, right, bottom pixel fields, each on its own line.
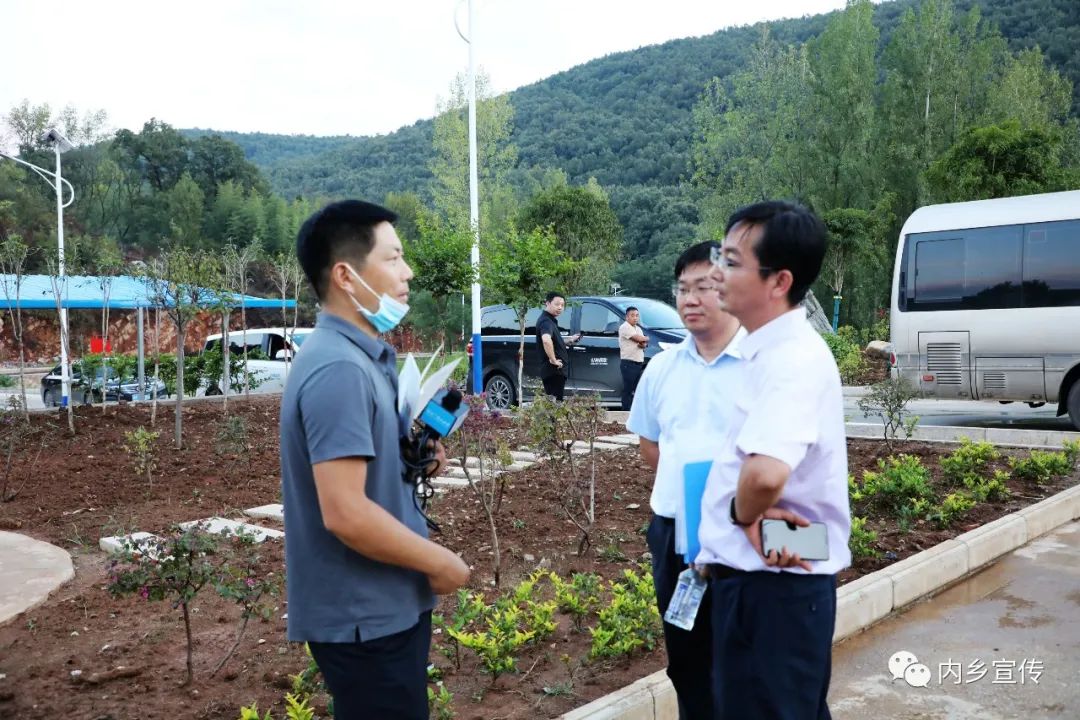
left=928, top=492, right=976, bottom=529
left=822, top=327, right=868, bottom=385
left=857, top=455, right=935, bottom=518
left=1063, top=439, right=1080, bottom=469
left=965, top=469, right=1011, bottom=502
left=1009, top=450, right=1073, bottom=484
left=107, top=527, right=223, bottom=686
left=849, top=516, right=879, bottom=560
left=447, top=597, right=535, bottom=682
left=940, top=438, right=1000, bottom=488
left=857, top=377, right=921, bottom=445
left=550, top=572, right=603, bottom=632
left=123, top=426, right=160, bottom=489
left=589, top=566, right=662, bottom=659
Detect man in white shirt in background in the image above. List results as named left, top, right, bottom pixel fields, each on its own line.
left=617, top=306, right=649, bottom=410
left=627, top=241, right=745, bottom=720
left=698, top=200, right=851, bottom=720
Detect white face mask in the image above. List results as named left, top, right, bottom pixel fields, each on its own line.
left=345, top=265, right=409, bottom=333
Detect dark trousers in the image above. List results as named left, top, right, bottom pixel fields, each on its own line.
left=308, top=611, right=432, bottom=720
left=710, top=571, right=836, bottom=720
left=542, top=372, right=566, bottom=401
left=646, top=515, right=714, bottom=720
left=620, top=359, right=644, bottom=411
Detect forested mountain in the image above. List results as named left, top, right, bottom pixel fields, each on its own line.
left=203, top=0, right=1079, bottom=202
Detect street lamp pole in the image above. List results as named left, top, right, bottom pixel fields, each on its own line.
left=0, top=130, right=75, bottom=406
left=53, top=139, right=71, bottom=407
left=457, top=0, right=483, bottom=396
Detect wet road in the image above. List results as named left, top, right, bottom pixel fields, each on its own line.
left=829, top=521, right=1080, bottom=719
left=844, top=396, right=1077, bottom=433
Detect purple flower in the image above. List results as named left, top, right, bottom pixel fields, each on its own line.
left=245, top=578, right=256, bottom=588
left=139, top=586, right=149, bottom=600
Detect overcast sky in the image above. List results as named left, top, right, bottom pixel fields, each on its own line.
left=1, top=0, right=850, bottom=140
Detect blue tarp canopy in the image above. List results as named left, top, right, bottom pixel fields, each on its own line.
left=0, top=274, right=296, bottom=311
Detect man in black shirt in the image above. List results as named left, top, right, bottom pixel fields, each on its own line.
left=535, top=291, right=580, bottom=401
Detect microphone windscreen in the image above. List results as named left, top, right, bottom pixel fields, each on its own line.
left=441, top=388, right=463, bottom=412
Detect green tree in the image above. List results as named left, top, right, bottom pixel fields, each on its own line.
left=144, top=246, right=221, bottom=449
left=692, top=28, right=815, bottom=234
left=806, top=0, right=879, bottom=209
left=481, top=225, right=573, bottom=404
left=516, top=180, right=622, bottom=294
left=430, top=69, right=518, bottom=232
left=407, top=215, right=475, bottom=346
left=165, top=173, right=205, bottom=247
left=924, top=120, right=1076, bottom=202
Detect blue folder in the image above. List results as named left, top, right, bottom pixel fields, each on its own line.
left=682, top=460, right=712, bottom=564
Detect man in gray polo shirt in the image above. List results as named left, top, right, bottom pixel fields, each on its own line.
left=281, top=200, right=469, bottom=719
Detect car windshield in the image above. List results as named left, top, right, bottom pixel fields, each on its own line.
left=610, top=298, right=684, bottom=330
left=291, top=331, right=312, bottom=346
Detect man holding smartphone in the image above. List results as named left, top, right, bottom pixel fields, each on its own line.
left=697, top=201, right=851, bottom=720
left=535, top=291, right=580, bottom=401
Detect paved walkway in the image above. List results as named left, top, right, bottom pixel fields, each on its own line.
left=830, top=521, right=1080, bottom=719
left=0, top=531, right=74, bottom=625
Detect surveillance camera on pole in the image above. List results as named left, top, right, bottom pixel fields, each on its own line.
left=40, top=128, right=74, bottom=153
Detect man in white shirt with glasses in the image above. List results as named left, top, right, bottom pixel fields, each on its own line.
left=627, top=240, right=745, bottom=720
left=698, top=201, right=851, bottom=720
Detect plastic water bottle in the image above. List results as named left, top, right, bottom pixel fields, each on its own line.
left=664, top=568, right=707, bottom=631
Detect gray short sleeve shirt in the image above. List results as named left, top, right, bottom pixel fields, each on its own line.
left=280, top=312, right=434, bottom=643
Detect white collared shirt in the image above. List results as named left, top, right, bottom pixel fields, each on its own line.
left=627, top=329, right=746, bottom=544
left=696, top=308, right=851, bottom=575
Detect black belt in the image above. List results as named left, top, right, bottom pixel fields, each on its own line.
left=621, top=358, right=644, bottom=364
left=706, top=563, right=746, bottom=580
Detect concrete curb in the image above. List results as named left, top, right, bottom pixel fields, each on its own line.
left=846, top=422, right=1080, bottom=449
left=559, top=483, right=1080, bottom=719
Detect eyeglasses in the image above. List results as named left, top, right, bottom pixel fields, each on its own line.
left=671, top=282, right=720, bottom=299
left=709, top=246, right=775, bottom=274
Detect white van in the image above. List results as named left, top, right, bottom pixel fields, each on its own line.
left=889, top=190, right=1080, bottom=430
left=200, top=327, right=314, bottom=395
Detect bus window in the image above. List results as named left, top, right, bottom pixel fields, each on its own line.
left=1023, top=220, right=1080, bottom=307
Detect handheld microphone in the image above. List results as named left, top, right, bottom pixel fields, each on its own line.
left=402, top=387, right=471, bottom=532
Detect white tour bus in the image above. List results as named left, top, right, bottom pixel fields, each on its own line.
left=890, top=190, right=1080, bottom=431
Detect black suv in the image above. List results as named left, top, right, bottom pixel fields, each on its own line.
left=467, top=296, right=686, bottom=409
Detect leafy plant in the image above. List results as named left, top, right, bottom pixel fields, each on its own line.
left=1009, top=450, right=1073, bottom=484
left=940, top=438, right=1000, bottom=488
left=857, top=377, right=920, bottom=445
left=216, top=414, right=251, bottom=456
left=511, top=571, right=557, bottom=640
left=521, top=392, right=603, bottom=555
left=123, top=426, right=160, bottom=489
left=212, top=533, right=280, bottom=676
left=428, top=681, right=455, bottom=719
left=237, top=703, right=274, bottom=720
left=447, top=597, right=536, bottom=683
left=283, top=693, right=315, bottom=720
left=856, top=454, right=935, bottom=519
left=849, top=516, right=879, bottom=560
left=550, top=572, right=603, bottom=632
left=965, top=469, right=1011, bottom=502
left=456, top=394, right=513, bottom=586
left=822, top=326, right=868, bottom=384
left=928, top=492, right=976, bottom=529
left=107, top=527, right=223, bottom=685
left=435, top=589, right=487, bottom=670
left=1061, top=439, right=1080, bottom=469
left=589, top=566, right=662, bottom=659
